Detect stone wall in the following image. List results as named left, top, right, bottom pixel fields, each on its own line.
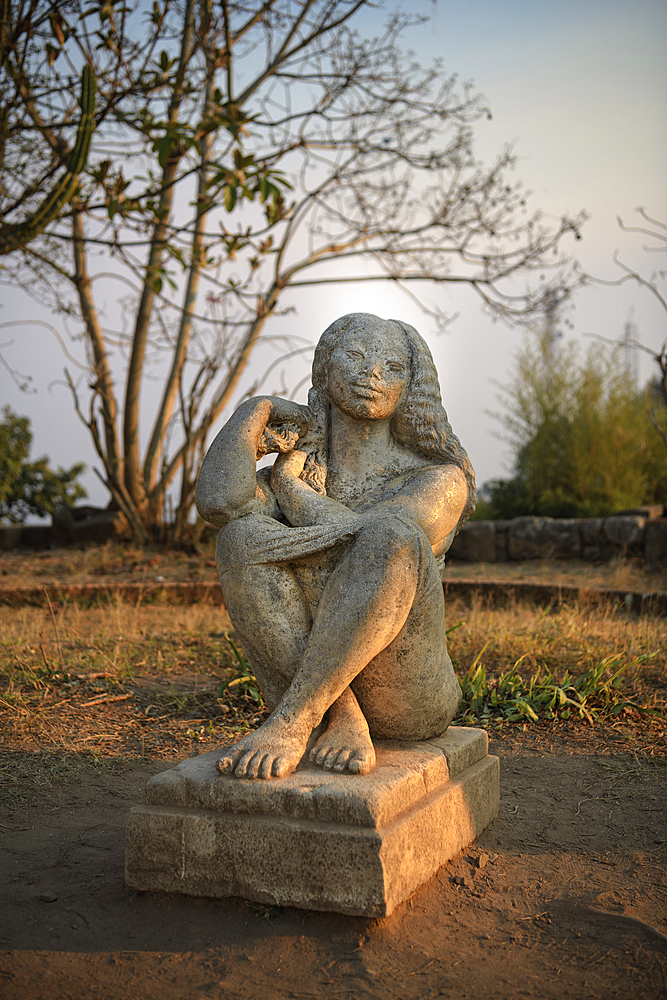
left=0, top=507, right=127, bottom=551
left=2, top=510, right=667, bottom=564
left=448, top=515, right=667, bottom=565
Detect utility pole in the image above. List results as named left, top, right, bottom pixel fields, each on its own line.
left=622, top=308, right=639, bottom=389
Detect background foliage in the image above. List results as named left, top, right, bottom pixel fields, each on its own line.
left=479, top=332, right=667, bottom=520
left=0, top=406, right=87, bottom=522
left=0, top=0, right=583, bottom=541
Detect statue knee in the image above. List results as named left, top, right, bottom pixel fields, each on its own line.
left=215, top=517, right=257, bottom=573
left=355, top=515, right=423, bottom=565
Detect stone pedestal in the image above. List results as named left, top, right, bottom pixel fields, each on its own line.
left=125, top=727, right=499, bottom=917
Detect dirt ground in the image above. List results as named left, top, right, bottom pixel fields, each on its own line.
left=1, top=726, right=666, bottom=1000
left=1, top=545, right=666, bottom=998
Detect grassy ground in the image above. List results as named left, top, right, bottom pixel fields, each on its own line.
left=444, top=556, right=667, bottom=593
left=1, top=550, right=665, bottom=799
left=1, top=538, right=666, bottom=591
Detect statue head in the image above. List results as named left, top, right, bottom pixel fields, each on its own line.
left=300, top=313, right=476, bottom=531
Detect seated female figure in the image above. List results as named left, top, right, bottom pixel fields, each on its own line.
left=195, top=313, right=475, bottom=779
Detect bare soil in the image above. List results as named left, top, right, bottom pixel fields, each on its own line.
left=0, top=727, right=665, bottom=999
left=0, top=546, right=666, bottom=998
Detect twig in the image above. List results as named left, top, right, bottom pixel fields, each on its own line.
left=81, top=692, right=133, bottom=707
left=575, top=795, right=615, bottom=816
left=43, top=587, right=64, bottom=671
left=39, top=642, right=51, bottom=671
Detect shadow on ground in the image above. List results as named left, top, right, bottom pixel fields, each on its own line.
left=1, top=735, right=666, bottom=999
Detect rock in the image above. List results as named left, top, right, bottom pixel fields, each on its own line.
left=508, top=517, right=581, bottom=560
left=476, top=853, right=490, bottom=869
left=18, top=525, right=51, bottom=550
left=0, top=525, right=23, bottom=551
left=39, top=891, right=58, bottom=903
left=494, top=521, right=511, bottom=562
left=617, top=505, right=664, bottom=520
left=603, top=516, right=646, bottom=550
left=447, top=521, right=496, bottom=564
left=580, top=518, right=605, bottom=547
left=52, top=507, right=129, bottom=546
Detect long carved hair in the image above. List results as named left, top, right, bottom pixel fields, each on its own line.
left=297, top=313, right=476, bottom=532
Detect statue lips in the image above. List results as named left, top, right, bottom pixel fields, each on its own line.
left=351, top=381, right=383, bottom=398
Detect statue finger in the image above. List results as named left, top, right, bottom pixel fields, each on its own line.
left=245, top=750, right=265, bottom=779
left=315, top=745, right=332, bottom=766
left=272, top=755, right=292, bottom=778
left=323, top=748, right=340, bottom=770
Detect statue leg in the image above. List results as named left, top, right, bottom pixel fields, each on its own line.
left=216, top=524, right=312, bottom=711
left=218, top=515, right=457, bottom=779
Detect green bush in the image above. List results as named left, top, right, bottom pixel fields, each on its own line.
left=0, top=406, right=87, bottom=522
left=485, top=334, right=667, bottom=518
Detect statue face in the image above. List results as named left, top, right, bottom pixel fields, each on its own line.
left=326, top=321, right=410, bottom=421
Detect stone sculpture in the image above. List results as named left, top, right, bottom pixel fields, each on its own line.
left=195, top=313, right=475, bottom=780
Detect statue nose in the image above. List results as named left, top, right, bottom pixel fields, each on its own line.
left=362, top=359, right=382, bottom=378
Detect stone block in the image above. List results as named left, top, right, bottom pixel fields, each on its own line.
left=617, top=505, right=664, bottom=520
left=19, top=525, right=51, bottom=549
left=604, top=516, right=646, bottom=550
left=52, top=507, right=128, bottom=546
left=125, top=727, right=499, bottom=918
left=0, top=525, right=23, bottom=551
left=580, top=518, right=604, bottom=546
left=508, top=517, right=581, bottom=560
left=447, top=521, right=496, bottom=563
left=645, top=520, right=667, bottom=564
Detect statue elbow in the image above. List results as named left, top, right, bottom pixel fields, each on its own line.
left=195, top=481, right=230, bottom=528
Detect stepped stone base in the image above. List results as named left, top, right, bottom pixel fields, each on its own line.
left=125, top=727, right=499, bottom=918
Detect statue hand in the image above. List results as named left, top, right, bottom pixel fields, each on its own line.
left=271, top=449, right=307, bottom=490
left=265, top=397, right=312, bottom=431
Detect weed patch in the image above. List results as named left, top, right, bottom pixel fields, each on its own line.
left=456, top=652, right=664, bottom=727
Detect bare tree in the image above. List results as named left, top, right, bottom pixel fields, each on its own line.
left=586, top=209, right=667, bottom=450
left=0, top=0, right=585, bottom=542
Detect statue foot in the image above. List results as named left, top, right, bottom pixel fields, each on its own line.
left=308, top=711, right=376, bottom=775
left=216, top=715, right=309, bottom=779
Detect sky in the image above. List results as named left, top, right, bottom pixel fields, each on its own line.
left=1, top=0, right=666, bottom=510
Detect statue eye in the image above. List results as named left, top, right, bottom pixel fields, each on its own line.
left=387, top=362, right=405, bottom=372
left=346, top=350, right=364, bottom=360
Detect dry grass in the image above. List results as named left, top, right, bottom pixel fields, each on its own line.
left=0, top=588, right=665, bottom=779
left=2, top=542, right=666, bottom=592
left=0, top=539, right=219, bottom=588
left=444, top=556, right=667, bottom=593
left=445, top=594, right=666, bottom=678
left=445, top=594, right=666, bottom=722
left=0, top=599, right=270, bottom=793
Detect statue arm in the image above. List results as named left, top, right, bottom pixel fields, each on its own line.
left=367, top=465, right=468, bottom=551
left=272, top=456, right=467, bottom=549
left=270, top=450, right=358, bottom=528
left=195, top=397, right=310, bottom=527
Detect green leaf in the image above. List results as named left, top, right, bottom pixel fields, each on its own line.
left=223, top=184, right=237, bottom=212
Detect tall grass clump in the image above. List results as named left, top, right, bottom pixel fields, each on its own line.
left=456, top=647, right=663, bottom=727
